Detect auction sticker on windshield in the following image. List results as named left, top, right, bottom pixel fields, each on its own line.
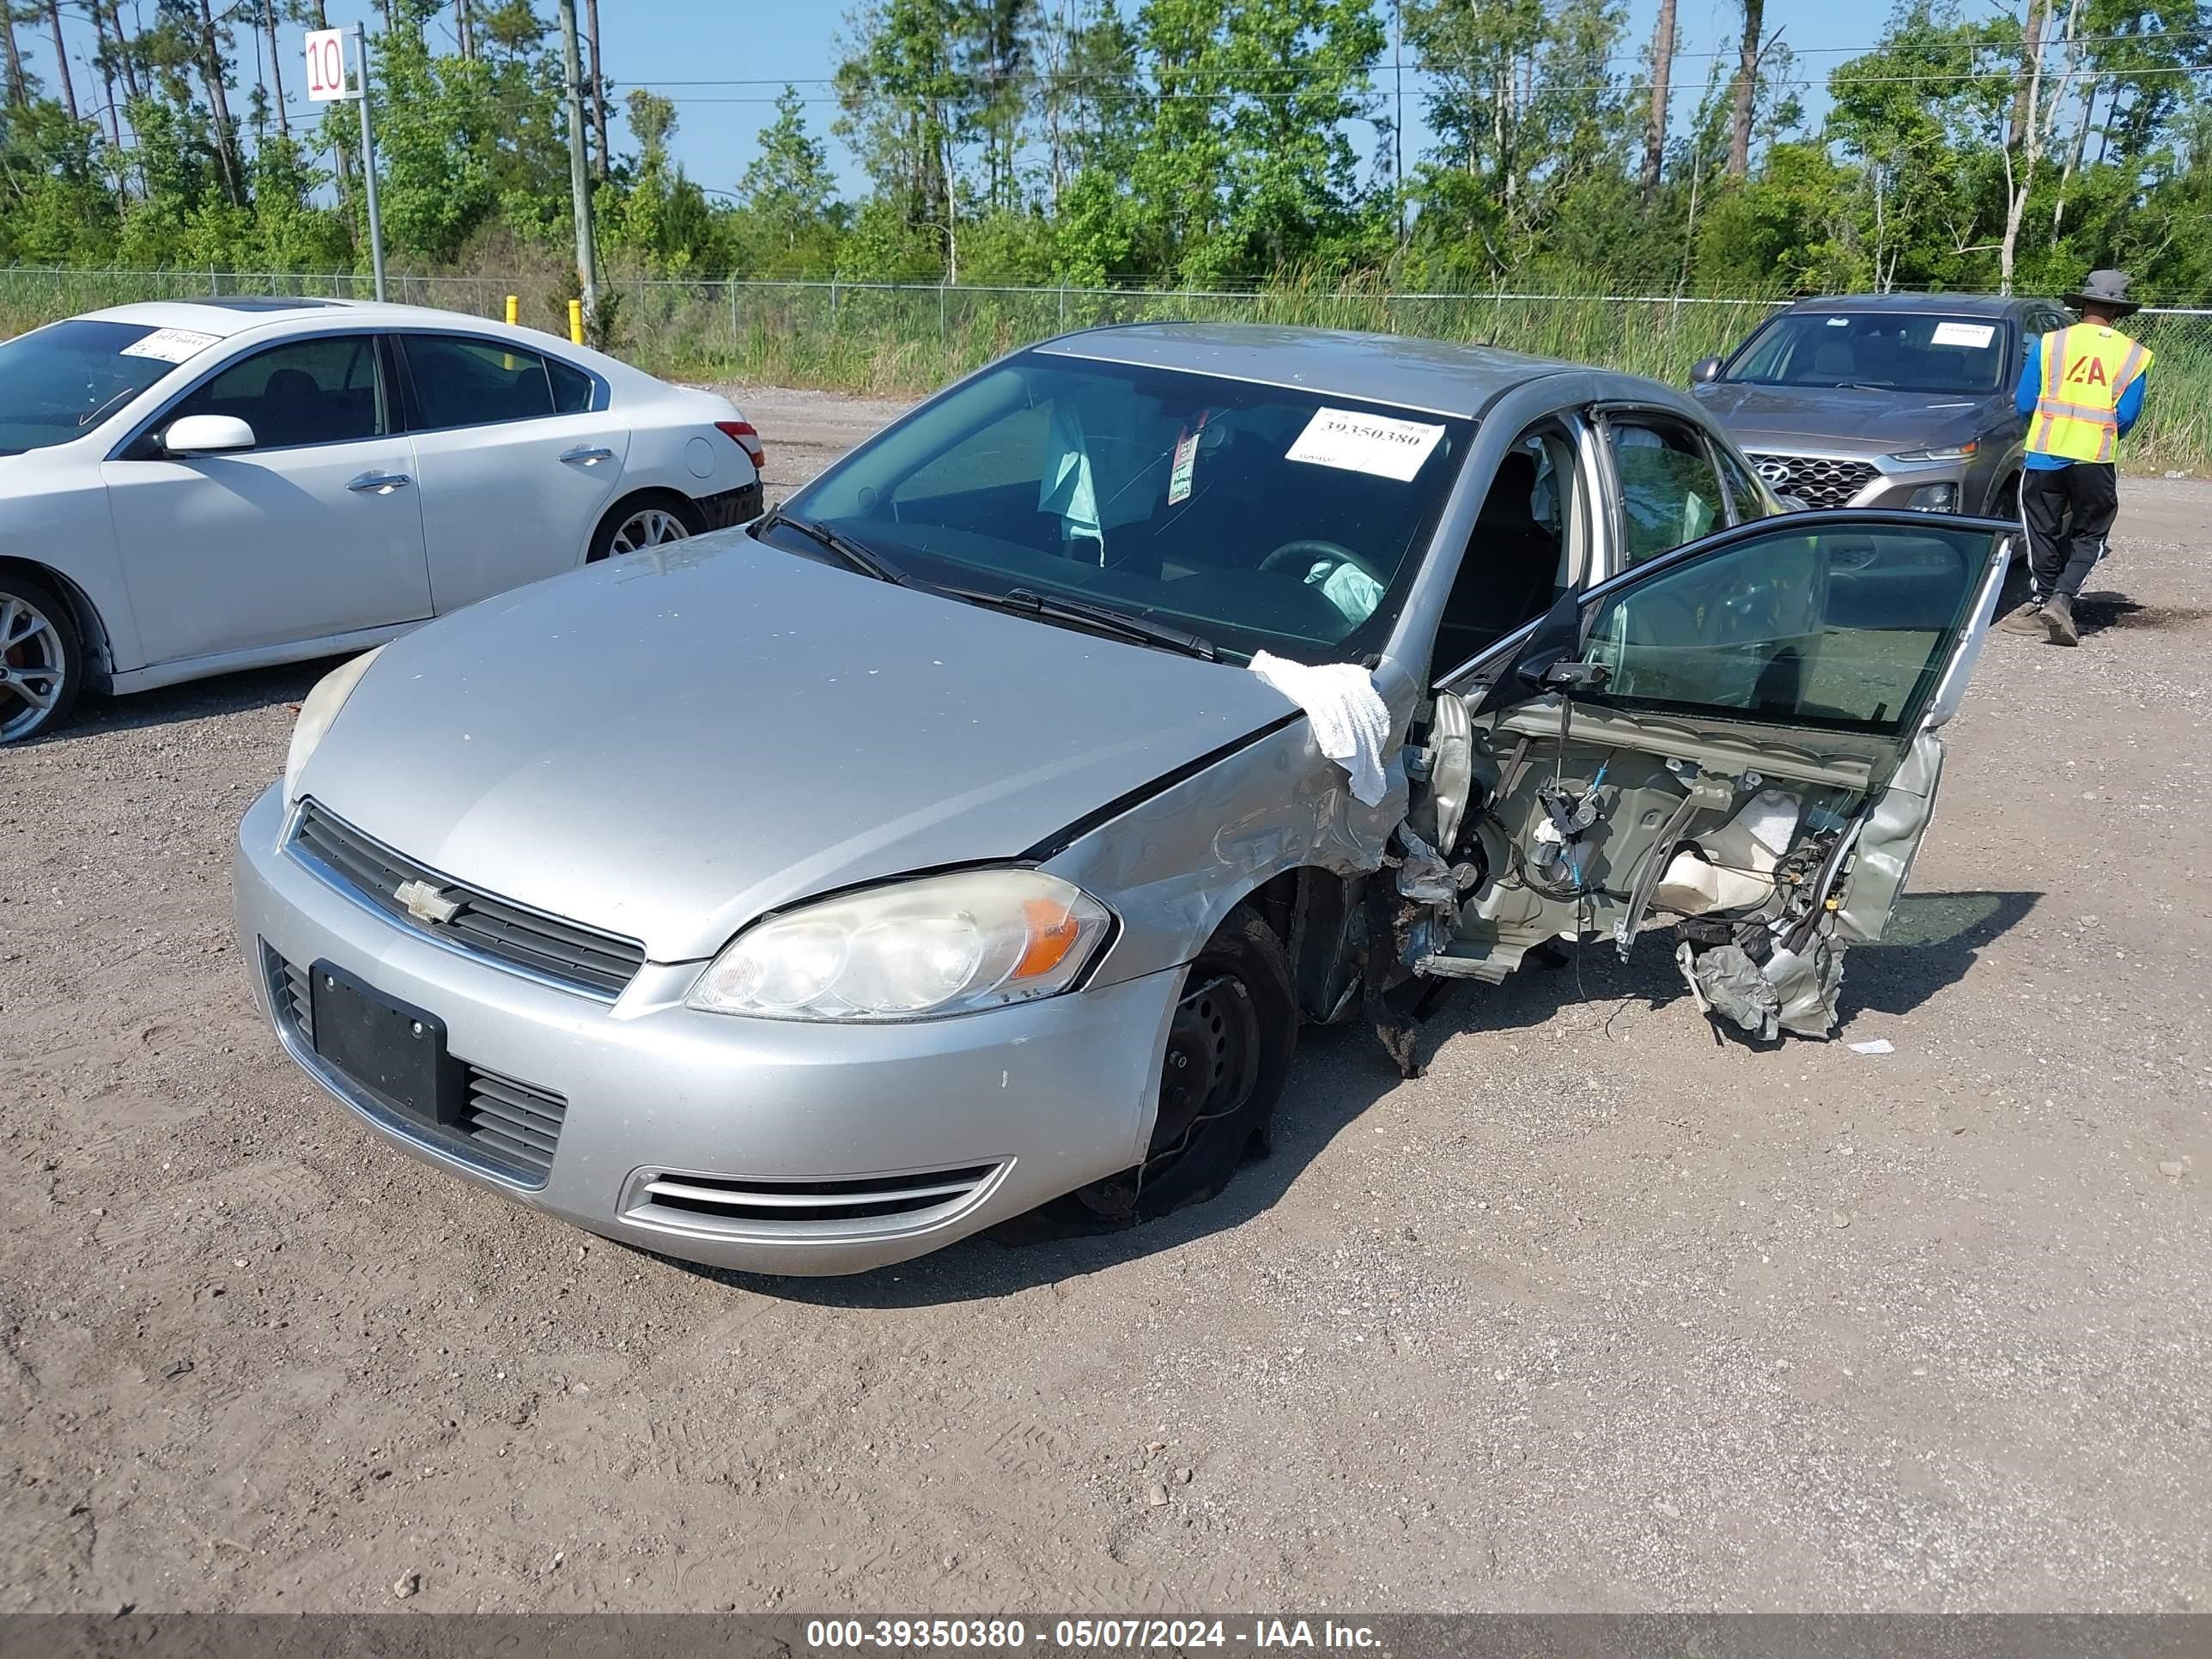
left=1286, top=406, right=1445, bottom=482
left=118, top=327, right=222, bottom=364
left=1930, top=321, right=1997, bottom=349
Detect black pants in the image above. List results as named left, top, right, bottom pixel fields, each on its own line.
left=2021, top=463, right=2118, bottom=600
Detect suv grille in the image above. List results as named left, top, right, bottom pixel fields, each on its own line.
left=1746, top=452, right=1881, bottom=510
left=264, top=945, right=569, bottom=1184
left=291, top=800, right=646, bottom=998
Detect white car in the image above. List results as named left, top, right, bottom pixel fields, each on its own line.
left=0, top=299, right=765, bottom=743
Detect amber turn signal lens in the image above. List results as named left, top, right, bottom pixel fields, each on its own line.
left=1013, top=897, right=1083, bottom=979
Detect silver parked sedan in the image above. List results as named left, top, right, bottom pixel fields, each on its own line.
left=234, top=325, right=2012, bottom=1275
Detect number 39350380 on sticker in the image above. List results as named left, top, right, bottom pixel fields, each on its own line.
left=1285, top=406, right=1447, bottom=482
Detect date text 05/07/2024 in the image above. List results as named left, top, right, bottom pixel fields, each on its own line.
left=804, top=1620, right=1382, bottom=1650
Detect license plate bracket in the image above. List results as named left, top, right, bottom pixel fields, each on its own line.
left=308, top=961, right=465, bottom=1129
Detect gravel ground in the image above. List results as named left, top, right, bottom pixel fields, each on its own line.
left=2, top=387, right=2207, bottom=1614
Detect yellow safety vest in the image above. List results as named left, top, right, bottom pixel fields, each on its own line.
left=2027, top=322, right=2153, bottom=464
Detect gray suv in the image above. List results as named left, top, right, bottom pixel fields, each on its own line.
left=1690, top=293, right=2063, bottom=518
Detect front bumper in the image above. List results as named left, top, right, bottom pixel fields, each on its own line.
left=232, top=784, right=1178, bottom=1275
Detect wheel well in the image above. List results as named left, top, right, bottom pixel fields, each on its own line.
left=1242, top=866, right=1362, bottom=1023
left=588, top=487, right=706, bottom=560
left=0, top=556, right=112, bottom=684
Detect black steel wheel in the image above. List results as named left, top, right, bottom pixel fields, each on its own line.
left=1066, top=904, right=1296, bottom=1225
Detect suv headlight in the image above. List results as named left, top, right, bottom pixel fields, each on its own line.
left=283, top=645, right=384, bottom=807
left=1889, top=441, right=1978, bottom=464
left=689, top=870, right=1113, bottom=1022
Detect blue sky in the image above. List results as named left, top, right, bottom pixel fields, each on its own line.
left=18, top=0, right=1885, bottom=203
left=597, top=0, right=1879, bottom=195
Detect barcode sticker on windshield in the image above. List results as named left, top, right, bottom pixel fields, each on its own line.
left=1285, top=407, right=1446, bottom=482
left=1930, top=322, right=1997, bottom=349
left=119, top=327, right=222, bottom=364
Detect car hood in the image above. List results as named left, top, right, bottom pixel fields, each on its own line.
left=299, top=532, right=1300, bottom=963
left=1692, top=382, right=1994, bottom=450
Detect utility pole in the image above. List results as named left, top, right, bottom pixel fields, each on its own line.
left=1392, top=0, right=1406, bottom=246
left=352, top=24, right=387, bottom=300
left=556, top=0, right=599, bottom=337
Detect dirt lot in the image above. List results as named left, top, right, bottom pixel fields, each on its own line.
left=3, top=388, right=2208, bottom=1615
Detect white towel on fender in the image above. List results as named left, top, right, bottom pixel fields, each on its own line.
left=1247, top=651, right=1392, bottom=807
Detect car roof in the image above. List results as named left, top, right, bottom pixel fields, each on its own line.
left=76, top=298, right=549, bottom=338
left=1032, top=322, right=1666, bottom=420
left=1778, top=293, right=2034, bottom=318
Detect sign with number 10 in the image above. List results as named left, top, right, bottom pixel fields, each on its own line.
left=304, top=28, right=349, bottom=100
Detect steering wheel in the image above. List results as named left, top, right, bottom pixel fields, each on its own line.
left=1259, top=538, right=1386, bottom=589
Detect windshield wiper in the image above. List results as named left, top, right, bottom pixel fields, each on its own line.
left=948, top=586, right=1220, bottom=661
left=757, top=507, right=908, bottom=586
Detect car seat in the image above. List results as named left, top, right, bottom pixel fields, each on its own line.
left=260, top=367, right=324, bottom=445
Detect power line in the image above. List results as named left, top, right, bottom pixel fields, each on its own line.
left=631, top=61, right=2212, bottom=106
left=623, top=27, right=2212, bottom=88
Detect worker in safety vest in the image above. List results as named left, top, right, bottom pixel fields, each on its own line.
left=1998, top=268, right=2153, bottom=647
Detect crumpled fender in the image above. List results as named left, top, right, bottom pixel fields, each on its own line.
left=1042, top=720, right=1404, bottom=990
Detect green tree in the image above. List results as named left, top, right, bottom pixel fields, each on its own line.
left=735, top=85, right=843, bottom=270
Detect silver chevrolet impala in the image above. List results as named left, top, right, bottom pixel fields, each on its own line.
left=234, top=325, right=2012, bottom=1275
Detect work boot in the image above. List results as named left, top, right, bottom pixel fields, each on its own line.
left=1997, top=600, right=2046, bottom=635
left=2042, top=592, right=2080, bottom=646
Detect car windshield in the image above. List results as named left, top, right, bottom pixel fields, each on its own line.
left=763, top=352, right=1474, bottom=665
left=0, top=319, right=213, bottom=453
left=1724, top=312, right=2011, bottom=395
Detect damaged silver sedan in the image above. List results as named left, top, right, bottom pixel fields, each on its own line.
left=233, top=325, right=2010, bottom=1274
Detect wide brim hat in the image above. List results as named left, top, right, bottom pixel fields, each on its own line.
left=2063, top=269, right=2140, bottom=315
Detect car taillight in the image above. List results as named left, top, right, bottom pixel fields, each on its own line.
left=715, top=419, right=765, bottom=470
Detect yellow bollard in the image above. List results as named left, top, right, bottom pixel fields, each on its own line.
left=504, top=294, right=518, bottom=326
left=568, top=299, right=584, bottom=346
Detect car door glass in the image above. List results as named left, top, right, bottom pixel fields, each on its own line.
left=1577, top=522, right=1992, bottom=736
left=1434, top=423, right=1580, bottom=672
left=1711, top=442, right=1773, bottom=525
left=1609, top=419, right=1723, bottom=564
left=164, top=335, right=386, bottom=449
left=546, top=356, right=596, bottom=414
left=403, top=336, right=557, bottom=430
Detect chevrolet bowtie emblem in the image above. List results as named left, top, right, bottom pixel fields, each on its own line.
left=394, top=878, right=463, bottom=926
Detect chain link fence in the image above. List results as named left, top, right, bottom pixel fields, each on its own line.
left=3, top=267, right=2205, bottom=469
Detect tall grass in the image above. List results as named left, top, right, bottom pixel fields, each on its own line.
left=3, top=265, right=2205, bottom=470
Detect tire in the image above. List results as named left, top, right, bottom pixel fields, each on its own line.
left=0, top=574, right=84, bottom=744
left=586, top=493, right=705, bottom=562
left=1064, top=904, right=1297, bottom=1225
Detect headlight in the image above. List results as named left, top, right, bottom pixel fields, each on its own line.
left=1889, top=441, right=1978, bottom=464
left=283, top=646, right=384, bottom=807
left=689, top=870, right=1113, bottom=1022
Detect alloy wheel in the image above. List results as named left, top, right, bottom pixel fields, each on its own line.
left=0, top=594, right=67, bottom=742
left=607, top=507, right=691, bottom=554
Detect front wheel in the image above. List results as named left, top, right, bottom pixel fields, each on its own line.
left=0, top=575, right=83, bottom=744
left=1066, top=905, right=1297, bottom=1224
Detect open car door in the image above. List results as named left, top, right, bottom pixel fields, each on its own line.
left=1404, top=509, right=2012, bottom=1041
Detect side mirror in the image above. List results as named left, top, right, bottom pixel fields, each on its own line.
left=163, top=414, right=256, bottom=456
left=1690, top=357, right=1725, bottom=386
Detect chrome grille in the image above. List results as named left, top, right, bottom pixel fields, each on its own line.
left=626, top=1164, right=1002, bottom=1232
left=290, top=800, right=645, bottom=999
left=262, top=945, right=569, bottom=1185
left=1747, top=452, right=1881, bottom=509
